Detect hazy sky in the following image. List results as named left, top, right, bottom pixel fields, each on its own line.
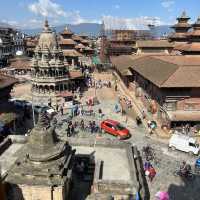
left=0, top=0, right=199, bottom=29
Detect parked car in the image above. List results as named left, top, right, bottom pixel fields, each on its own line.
left=169, top=134, right=200, bottom=155
left=33, top=105, right=56, bottom=119
left=9, top=98, right=31, bottom=108
left=100, top=119, right=130, bottom=139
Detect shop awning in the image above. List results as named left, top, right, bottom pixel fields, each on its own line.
left=167, top=111, right=200, bottom=122
left=0, top=113, right=17, bottom=125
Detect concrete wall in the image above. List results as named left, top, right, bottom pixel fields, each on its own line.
left=0, top=138, right=12, bottom=156
left=10, top=184, right=64, bottom=200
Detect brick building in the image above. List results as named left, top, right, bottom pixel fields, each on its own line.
left=134, top=40, right=173, bottom=55
left=112, top=55, right=200, bottom=128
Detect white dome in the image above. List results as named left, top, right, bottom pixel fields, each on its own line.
left=16, top=50, right=23, bottom=56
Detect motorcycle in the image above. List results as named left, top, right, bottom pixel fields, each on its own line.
left=173, top=169, right=194, bottom=180
left=142, top=145, right=155, bottom=161
left=195, top=157, right=200, bottom=174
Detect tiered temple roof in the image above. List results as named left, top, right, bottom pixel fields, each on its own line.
left=169, top=11, right=191, bottom=43
left=176, top=16, right=200, bottom=54
left=59, top=27, right=82, bottom=58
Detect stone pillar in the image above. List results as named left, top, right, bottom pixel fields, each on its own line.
left=72, top=58, right=74, bottom=67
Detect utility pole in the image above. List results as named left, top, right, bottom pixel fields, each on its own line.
left=32, top=96, right=35, bottom=127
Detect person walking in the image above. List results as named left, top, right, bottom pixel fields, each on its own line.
left=115, top=84, right=118, bottom=91
left=80, top=119, right=84, bottom=131
left=125, top=115, right=128, bottom=124
left=98, top=108, right=103, bottom=118
left=67, top=124, right=71, bottom=137
left=56, top=104, right=59, bottom=112
left=148, top=166, right=156, bottom=182
left=71, top=124, right=75, bottom=136
left=60, top=106, right=64, bottom=115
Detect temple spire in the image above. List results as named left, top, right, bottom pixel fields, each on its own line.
left=43, top=18, right=51, bottom=32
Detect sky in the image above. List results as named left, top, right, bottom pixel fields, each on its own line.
left=0, top=0, right=199, bottom=29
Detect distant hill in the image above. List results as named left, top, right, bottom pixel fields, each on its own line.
left=23, top=23, right=102, bottom=37
left=0, top=22, right=14, bottom=28
left=0, top=21, right=172, bottom=38
left=149, top=25, right=172, bottom=38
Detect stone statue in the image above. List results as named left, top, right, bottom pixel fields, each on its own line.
left=37, top=111, right=50, bottom=129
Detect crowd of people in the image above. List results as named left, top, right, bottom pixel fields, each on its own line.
left=66, top=119, right=101, bottom=137
left=86, top=77, right=112, bottom=89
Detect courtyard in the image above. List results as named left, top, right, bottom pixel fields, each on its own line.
left=10, top=71, right=200, bottom=200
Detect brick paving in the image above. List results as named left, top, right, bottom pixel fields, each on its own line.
left=55, top=72, right=200, bottom=200
left=12, top=72, right=200, bottom=200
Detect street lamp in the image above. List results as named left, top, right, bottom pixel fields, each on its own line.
left=32, top=95, right=35, bottom=127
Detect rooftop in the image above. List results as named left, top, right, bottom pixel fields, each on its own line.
left=63, top=49, right=82, bottom=57
left=0, top=74, right=18, bottom=89
left=0, top=142, right=23, bottom=176
left=59, top=38, right=77, bottom=45
left=111, top=55, right=200, bottom=88
left=74, top=146, right=131, bottom=181
left=136, top=40, right=173, bottom=48
left=8, top=57, right=31, bottom=70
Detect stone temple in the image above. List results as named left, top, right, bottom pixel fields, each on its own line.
left=5, top=111, right=74, bottom=200
left=31, top=20, right=71, bottom=106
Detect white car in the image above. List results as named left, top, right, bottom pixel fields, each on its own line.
left=169, top=133, right=200, bottom=155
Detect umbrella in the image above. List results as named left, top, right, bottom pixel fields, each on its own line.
left=155, top=191, right=169, bottom=200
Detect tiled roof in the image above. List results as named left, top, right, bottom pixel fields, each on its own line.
left=57, top=91, right=73, bottom=97
left=176, top=42, right=200, bottom=52
left=136, top=40, right=173, bottom=48
left=59, top=39, right=77, bottom=45
left=111, top=55, right=146, bottom=75
left=9, top=57, right=31, bottom=69
left=0, top=74, right=18, bottom=89
left=81, top=39, right=90, bottom=44
left=111, top=54, right=200, bottom=88
left=75, top=43, right=85, bottom=49
left=171, top=23, right=191, bottom=29
left=60, top=29, right=73, bottom=35
left=69, top=71, right=83, bottom=79
left=62, top=49, right=82, bottom=57
left=169, top=32, right=188, bottom=39
left=72, top=35, right=83, bottom=42
left=167, top=110, right=200, bottom=122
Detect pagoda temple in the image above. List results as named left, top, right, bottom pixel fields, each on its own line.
left=31, top=20, right=73, bottom=106
left=177, top=16, right=200, bottom=55
left=169, top=11, right=191, bottom=43
left=5, top=111, right=74, bottom=200
left=59, top=27, right=82, bottom=67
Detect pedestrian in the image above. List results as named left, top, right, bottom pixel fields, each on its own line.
left=115, top=84, right=118, bottom=91
left=142, top=110, right=146, bottom=119
left=144, top=161, right=151, bottom=171
left=148, top=127, right=153, bottom=135
left=125, top=115, right=128, bottom=123
left=136, top=116, right=142, bottom=126
left=71, top=124, right=75, bottom=136
left=48, top=98, right=52, bottom=107
left=98, top=108, right=103, bottom=118
left=80, top=119, right=84, bottom=130
left=89, top=121, right=93, bottom=133
left=56, top=104, right=59, bottom=112
left=67, top=124, right=71, bottom=137
left=147, top=120, right=151, bottom=128
left=148, top=166, right=156, bottom=182
left=60, top=106, right=64, bottom=115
